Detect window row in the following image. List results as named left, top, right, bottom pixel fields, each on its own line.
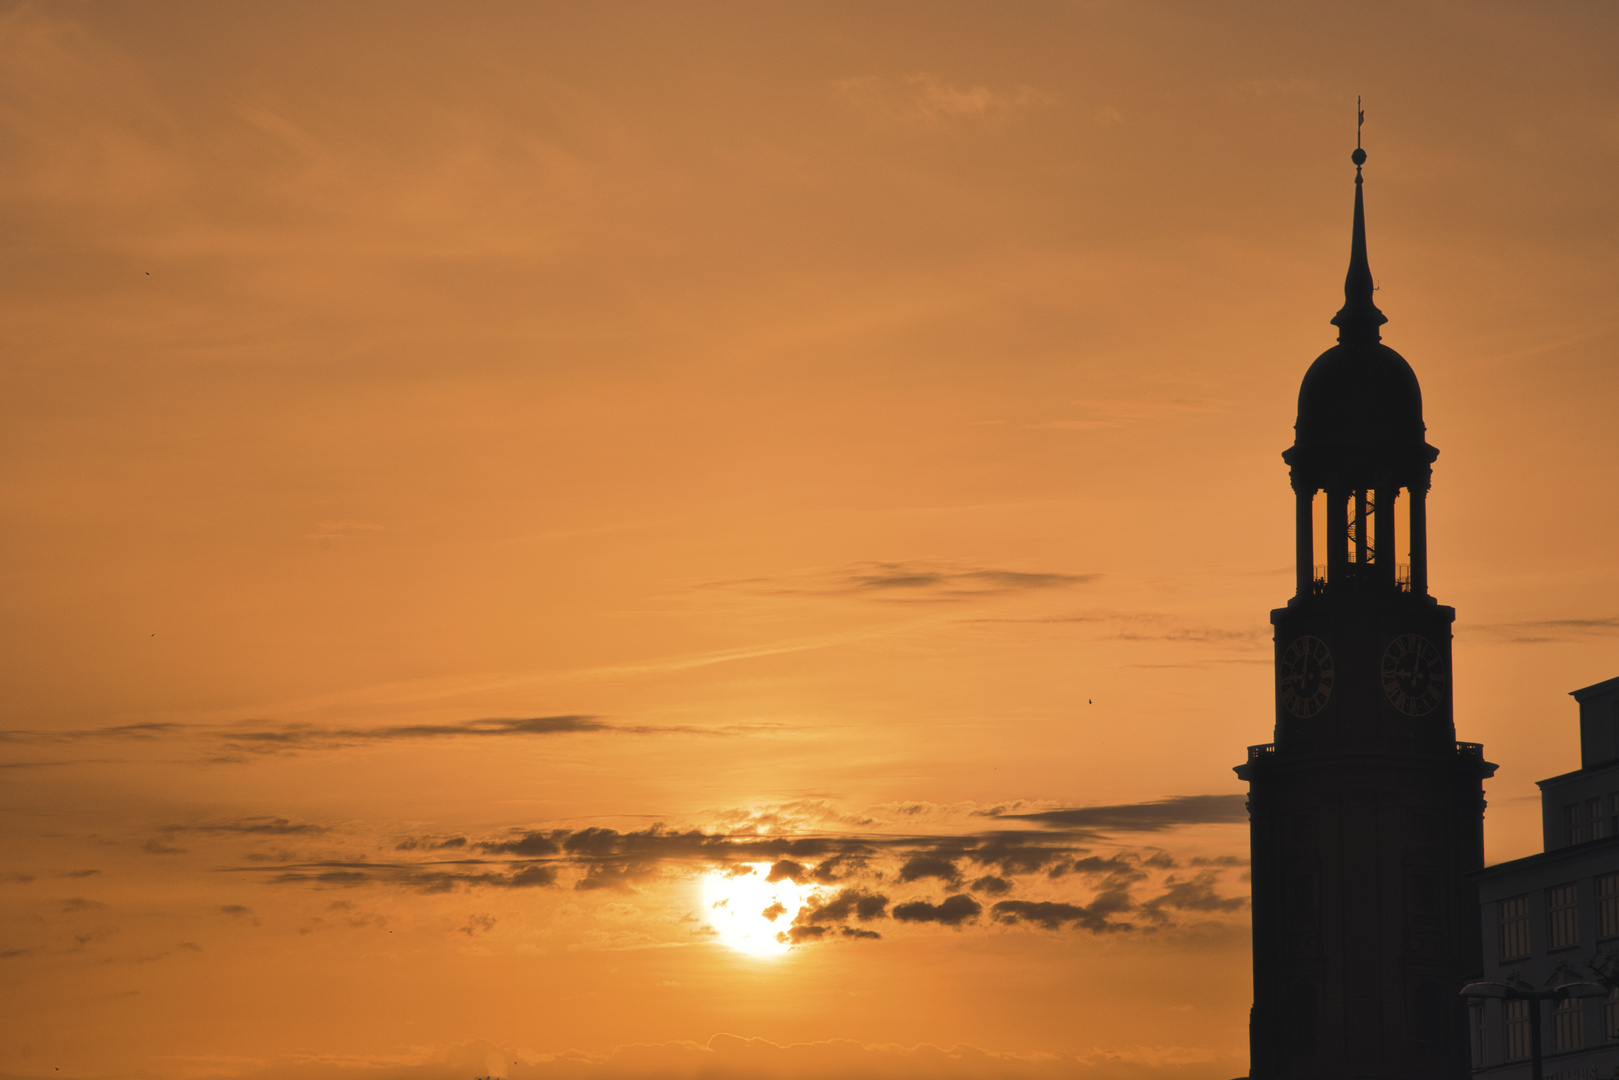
left=1473, top=990, right=1619, bottom=1065
left=1499, top=875, right=1619, bottom=961
left=1566, top=792, right=1619, bottom=846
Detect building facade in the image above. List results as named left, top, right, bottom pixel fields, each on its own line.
left=1470, top=676, right=1619, bottom=1079
left=1235, top=145, right=1496, bottom=1079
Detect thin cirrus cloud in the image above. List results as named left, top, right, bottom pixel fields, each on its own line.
left=964, top=609, right=1262, bottom=647
left=833, top=72, right=1053, bottom=128
left=993, top=793, right=1250, bottom=831
left=143, top=818, right=329, bottom=856
left=0, top=714, right=711, bottom=765
left=1471, top=616, right=1619, bottom=644
left=700, top=561, right=1099, bottom=603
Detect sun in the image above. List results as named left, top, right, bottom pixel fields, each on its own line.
left=702, top=863, right=816, bottom=957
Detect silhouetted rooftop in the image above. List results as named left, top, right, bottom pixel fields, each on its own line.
left=1287, top=148, right=1434, bottom=478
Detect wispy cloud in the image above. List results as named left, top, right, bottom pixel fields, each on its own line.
left=834, top=73, right=1052, bottom=128
left=965, top=609, right=1262, bottom=647
left=0, top=714, right=715, bottom=766
left=1473, top=617, right=1619, bottom=644
left=0, top=722, right=182, bottom=744
left=212, top=715, right=616, bottom=756
left=992, top=794, right=1249, bottom=831
left=144, top=817, right=329, bottom=854
left=700, top=561, right=1098, bottom=604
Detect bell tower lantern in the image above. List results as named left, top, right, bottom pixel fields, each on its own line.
left=1284, top=143, right=1436, bottom=606
left=1236, top=131, right=1496, bottom=1080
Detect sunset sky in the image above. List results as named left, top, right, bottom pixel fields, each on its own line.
left=2, top=4, right=1618, bottom=1079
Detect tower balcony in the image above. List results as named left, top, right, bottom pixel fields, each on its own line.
left=1309, top=561, right=1412, bottom=595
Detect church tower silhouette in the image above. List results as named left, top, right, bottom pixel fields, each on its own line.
left=1235, top=135, right=1496, bottom=1079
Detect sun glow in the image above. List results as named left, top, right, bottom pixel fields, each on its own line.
left=702, top=863, right=817, bottom=957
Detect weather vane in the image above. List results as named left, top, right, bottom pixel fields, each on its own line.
left=1353, top=96, right=1366, bottom=168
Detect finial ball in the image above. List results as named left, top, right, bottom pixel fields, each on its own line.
left=1351, top=147, right=1367, bottom=166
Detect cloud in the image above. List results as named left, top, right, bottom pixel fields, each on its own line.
left=0, top=721, right=182, bottom=744
left=0, top=714, right=711, bottom=765
left=991, top=892, right=1135, bottom=934
left=140, top=817, right=327, bottom=854
left=1140, top=872, right=1247, bottom=918
left=891, top=894, right=982, bottom=926
left=794, top=888, right=889, bottom=926
left=765, top=859, right=810, bottom=884
left=809, top=855, right=862, bottom=883
left=214, top=715, right=614, bottom=757
left=460, top=914, right=496, bottom=936
left=397, top=835, right=470, bottom=852
left=897, top=855, right=962, bottom=887
left=709, top=800, right=879, bottom=834
left=956, top=834, right=1074, bottom=875
left=236, top=859, right=560, bottom=893
left=835, top=73, right=1052, bottom=129
left=480, top=832, right=561, bottom=857
left=965, top=610, right=1261, bottom=647
left=1059, top=855, right=1154, bottom=887
left=219, top=797, right=1248, bottom=944
left=55, top=897, right=105, bottom=913
left=1474, top=616, right=1619, bottom=644
left=998, top=794, right=1248, bottom=832
left=178, top=817, right=328, bottom=836
left=701, top=561, right=1098, bottom=604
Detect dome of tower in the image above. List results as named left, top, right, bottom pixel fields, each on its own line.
left=1284, top=147, right=1436, bottom=483
left=1294, top=339, right=1425, bottom=449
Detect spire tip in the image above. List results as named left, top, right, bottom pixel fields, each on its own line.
left=1332, top=99, right=1385, bottom=341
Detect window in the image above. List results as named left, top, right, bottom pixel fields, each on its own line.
left=1554, top=996, right=1585, bottom=1052
left=1568, top=802, right=1588, bottom=845
left=1601, top=874, right=1619, bottom=940
left=1606, top=987, right=1619, bottom=1042
left=1470, top=1001, right=1487, bottom=1066
left=1549, top=883, right=1580, bottom=950
left=1501, top=895, right=1531, bottom=960
left=1506, top=998, right=1531, bottom=1061
left=1594, top=797, right=1610, bottom=840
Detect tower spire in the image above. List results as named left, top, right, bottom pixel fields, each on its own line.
left=1331, top=98, right=1387, bottom=342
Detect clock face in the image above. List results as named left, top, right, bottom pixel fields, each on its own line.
left=1382, top=634, right=1447, bottom=716
left=1279, top=635, right=1335, bottom=718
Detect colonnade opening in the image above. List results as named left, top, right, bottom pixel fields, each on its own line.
left=1295, top=482, right=1428, bottom=597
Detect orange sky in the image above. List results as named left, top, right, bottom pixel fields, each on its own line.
left=2, top=4, right=1617, bottom=1079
